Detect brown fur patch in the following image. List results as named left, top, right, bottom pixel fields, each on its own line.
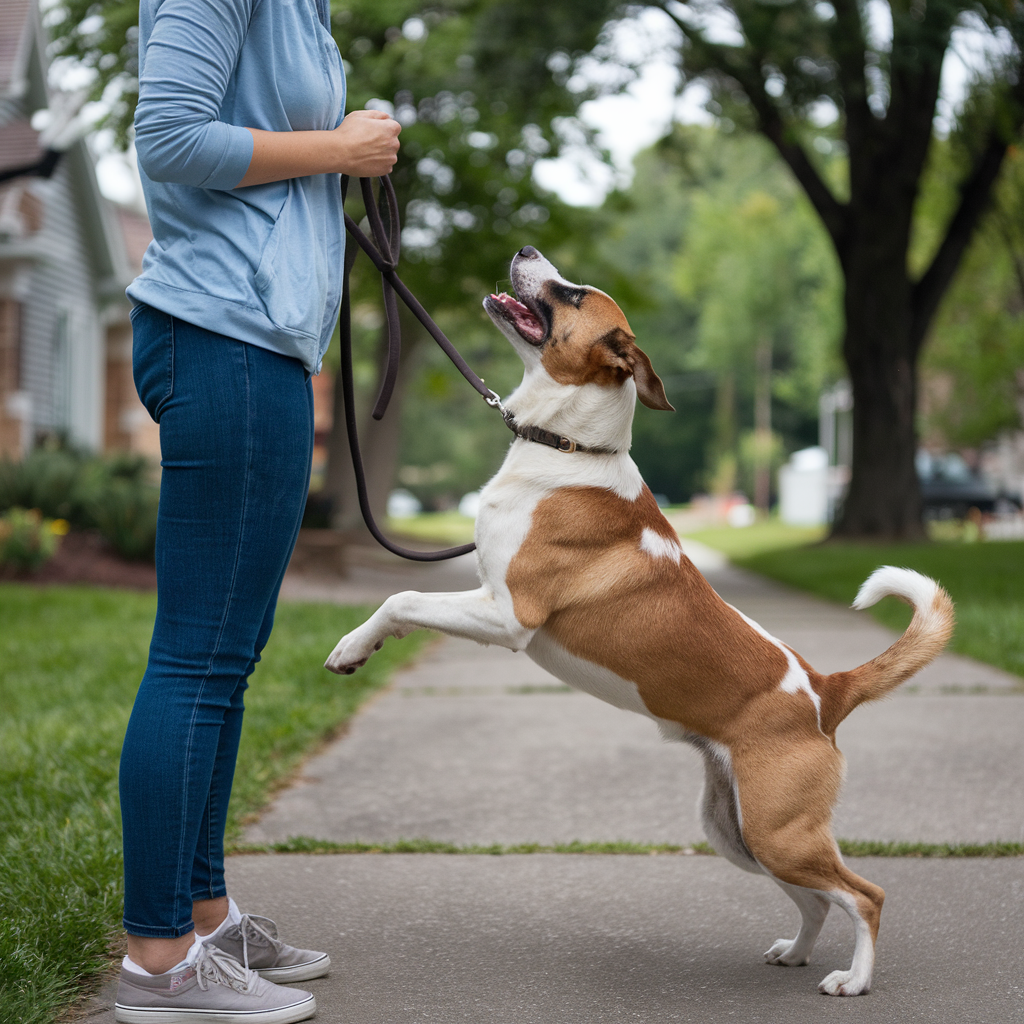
left=506, top=485, right=798, bottom=743
left=537, top=289, right=671, bottom=410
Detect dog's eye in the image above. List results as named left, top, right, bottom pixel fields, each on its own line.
left=550, top=283, right=587, bottom=308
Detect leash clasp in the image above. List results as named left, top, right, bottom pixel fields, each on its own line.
left=484, top=388, right=506, bottom=414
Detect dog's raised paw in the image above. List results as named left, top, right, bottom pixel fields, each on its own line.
left=818, top=969, right=869, bottom=996
left=324, top=634, right=378, bottom=675
left=763, top=939, right=809, bottom=966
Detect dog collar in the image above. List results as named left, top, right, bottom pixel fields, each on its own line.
left=502, top=409, right=619, bottom=455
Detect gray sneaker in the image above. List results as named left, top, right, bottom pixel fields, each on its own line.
left=205, top=911, right=330, bottom=983
left=114, top=943, right=316, bottom=1023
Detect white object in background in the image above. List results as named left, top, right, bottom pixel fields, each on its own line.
left=779, top=446, right=829, bottom=525
left=387, top=489, right=422, bottom=519
left=727, top=503, right=756, bottom=528
left=458, top=491, right=482, bottom=518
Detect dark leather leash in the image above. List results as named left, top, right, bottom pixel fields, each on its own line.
left=339, top=174, right=494, bottom=561
left=339, top=175, right=612, bottom=562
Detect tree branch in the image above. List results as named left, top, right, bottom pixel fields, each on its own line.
left=911, top=132, right=1009, bottom=353
left=655, top=1, right=847, bottom=247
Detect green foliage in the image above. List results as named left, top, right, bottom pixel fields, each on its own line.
left=0, top=507, right=61, bottom=572
left=0, top=448, right=159, bottom=561
left=0, top=586, right=427, bottom=1020
left=919, top=144, right=1024, bottom=447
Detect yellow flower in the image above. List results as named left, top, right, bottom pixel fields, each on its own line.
left=49, top=519, right=71, bottom=536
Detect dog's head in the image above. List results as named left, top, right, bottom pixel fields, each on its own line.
left=483, top=246, right=673, bottom=414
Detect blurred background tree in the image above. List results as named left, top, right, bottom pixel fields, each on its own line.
left=638, top=0, right=1024, bottom=539
left=46, top=0, right=1024, bottom=531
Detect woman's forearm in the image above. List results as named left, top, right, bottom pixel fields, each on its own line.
left=236, top=110, right=401, bottom=188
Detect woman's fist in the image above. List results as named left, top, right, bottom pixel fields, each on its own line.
left=332, top=109, right=401, bottom=177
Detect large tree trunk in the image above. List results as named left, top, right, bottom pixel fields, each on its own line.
left=831, top=224, right=926, bottom=540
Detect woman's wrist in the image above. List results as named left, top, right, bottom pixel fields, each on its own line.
left=235, top=112, right=400, bottom=188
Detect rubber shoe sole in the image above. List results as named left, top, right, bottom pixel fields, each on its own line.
left=114, top=992, right=315, bottom=1023
left=257, top=953, right=330, bottom=983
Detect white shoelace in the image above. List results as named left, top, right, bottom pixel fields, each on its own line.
left=194, top=943, right=261, bottom=995
left=237, top=914, right=282, bottom=971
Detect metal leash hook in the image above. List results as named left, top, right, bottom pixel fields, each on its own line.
left=338, top=175, right=500, bottom=562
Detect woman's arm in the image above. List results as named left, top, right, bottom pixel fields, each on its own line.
left=135, top=0, right=400, bottom=190
left=235, top=110, right=401, bottom=188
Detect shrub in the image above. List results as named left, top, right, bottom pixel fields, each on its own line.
left=0, top=508, right=65, bottom=573
left=0, top=448, right=160, bottom=562
left=85, top=479, right=159, bottom=561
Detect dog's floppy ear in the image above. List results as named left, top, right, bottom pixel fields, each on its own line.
left=594, top=328, right=674, bottom=411
left=629, top=345, right=674, bottom=411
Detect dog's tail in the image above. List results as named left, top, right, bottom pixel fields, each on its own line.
left=817, top=567, right=954, bottom=734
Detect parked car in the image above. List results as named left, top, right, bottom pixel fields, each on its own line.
left=916, top=451, right=1021, bottom=519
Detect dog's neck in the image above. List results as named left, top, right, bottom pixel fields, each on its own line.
left=504, top=366, right=635, bottom=455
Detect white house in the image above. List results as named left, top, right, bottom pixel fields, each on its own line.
left=0, top=0, right=156, bottom=462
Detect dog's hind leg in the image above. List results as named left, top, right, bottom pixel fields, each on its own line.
left=731, top=734, right=884, bottom=996
left=691, top=740, right=762, bottom=874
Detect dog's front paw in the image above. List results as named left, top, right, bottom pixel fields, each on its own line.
left=818, top=969, right=869, bottom=996
left=763, top=938, right=809, bottom=966
left=324, top=632, right=385, bottom=675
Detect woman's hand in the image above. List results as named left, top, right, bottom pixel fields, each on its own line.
left=236, top=109, right=401, bottom=188
left=331, top=109, right=401, bottom=177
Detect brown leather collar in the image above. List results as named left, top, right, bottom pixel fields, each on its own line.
left=502, top=409, right=619, bottom=455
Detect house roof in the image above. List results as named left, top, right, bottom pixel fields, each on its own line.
left=0, top=0, right=32, bottom=98
left=0, top=116, right=43, bottom=175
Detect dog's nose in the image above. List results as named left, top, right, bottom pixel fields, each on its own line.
left=517, top=245, right=539, bottom=259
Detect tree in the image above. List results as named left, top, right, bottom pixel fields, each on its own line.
left=644, top=0, right=1024, bottom=538
left=671, top=129, right=841, bottom=508
left=919, top=142, right=1024, bottom=448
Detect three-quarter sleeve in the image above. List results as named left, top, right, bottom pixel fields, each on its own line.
left=134, top=0, right=257, bottom=190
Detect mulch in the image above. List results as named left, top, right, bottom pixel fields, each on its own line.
left=3, top=531, right=157, bottom=590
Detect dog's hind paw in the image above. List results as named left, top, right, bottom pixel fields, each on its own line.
left=818, top=969, right=869, bottom=996
left=763, top=938, right=809, bottom=966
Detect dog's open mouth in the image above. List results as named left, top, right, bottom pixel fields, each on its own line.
left=487, top=291, right=546, bottom=344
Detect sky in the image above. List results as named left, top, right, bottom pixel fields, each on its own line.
left=88, top=5, right=1005, bottom=210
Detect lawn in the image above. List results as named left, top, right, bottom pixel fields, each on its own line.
left=0, top=586, right=427, bottom=1023
left=686, top=523, right=1024, bottom=680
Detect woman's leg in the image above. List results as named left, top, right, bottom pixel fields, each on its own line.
left=120, top=308, right=313, bottom=969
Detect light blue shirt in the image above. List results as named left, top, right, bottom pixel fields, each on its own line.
left=128, top=0, right=346, bottom=374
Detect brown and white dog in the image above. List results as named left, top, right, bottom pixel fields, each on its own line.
left=326, top=245, right=954, bottom=997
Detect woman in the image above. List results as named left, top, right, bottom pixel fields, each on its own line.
left=114, top=0, right=399, bottom=1019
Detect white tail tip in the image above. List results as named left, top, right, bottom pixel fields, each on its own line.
left=852, top=565, right=941, bottom=612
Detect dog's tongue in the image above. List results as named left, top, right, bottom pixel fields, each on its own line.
left=490, top=292, right=544, bottom=342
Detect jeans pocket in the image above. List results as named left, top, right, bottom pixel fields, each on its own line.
left=132, top=304, right=174, bottom=423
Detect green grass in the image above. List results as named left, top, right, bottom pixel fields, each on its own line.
left=230, top=837, right=1023, bottom=858
left=686, top=522, right=1024, bottom=680
left=386, top=511, right=476, bottom=545
left=685, top=521, right=827, bottom=560
left=0, top=585, right=426, bottom=1024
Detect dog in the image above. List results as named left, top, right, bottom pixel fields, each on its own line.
left=325, top=245, right=954, bottom=996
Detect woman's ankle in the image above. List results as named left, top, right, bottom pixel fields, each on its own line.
left=192, top=895, right=230, bottom=936
left=125, top=932, right=196, bottom=975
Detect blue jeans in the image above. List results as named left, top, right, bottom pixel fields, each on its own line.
left=121, top=304, right=313, bottom=937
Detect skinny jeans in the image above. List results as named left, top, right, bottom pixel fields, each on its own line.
left=120, top=304, right=313, bottom=937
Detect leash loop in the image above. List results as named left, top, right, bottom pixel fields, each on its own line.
left=339, top=175, right=479, bottom=562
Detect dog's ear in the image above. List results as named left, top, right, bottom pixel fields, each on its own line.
left=629, top=345, right=674, bottom=411
left=593, top=329, right=674, bottom=411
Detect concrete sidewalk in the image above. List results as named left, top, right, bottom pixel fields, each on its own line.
left=82, top=539, right=1024, bottom=1022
